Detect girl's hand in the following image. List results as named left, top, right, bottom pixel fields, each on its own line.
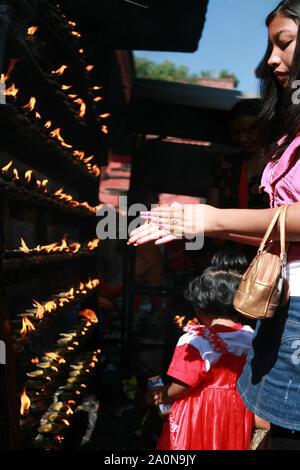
left=152, top=388, right=164, bottom=406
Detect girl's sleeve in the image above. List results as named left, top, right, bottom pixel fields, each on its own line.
left=167, top=341, right=207, bottom=388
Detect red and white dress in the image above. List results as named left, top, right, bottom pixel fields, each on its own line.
left=157, top=323, right=254, bottom=450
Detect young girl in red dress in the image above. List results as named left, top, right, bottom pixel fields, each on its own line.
left=152, top=252, right=255, bottom=450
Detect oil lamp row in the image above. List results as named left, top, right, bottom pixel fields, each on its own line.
left=5, top=6, right=110, bottom=141
left=4, top=237, right=100, bottom=271
left=20, top=347, right=102, bottom=449
left=0, top=163, right=98, bottom=217
left=0, top=98, right=101, bottom=180
left=21, top=310, right=99, bottom=400
left=10, top=278, right=100, bottom=354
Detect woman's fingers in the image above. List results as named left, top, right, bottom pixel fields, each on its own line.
left=128, top=222, right=167, bottom=245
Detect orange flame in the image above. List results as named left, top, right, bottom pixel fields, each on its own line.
left=69, top=242, right=81, bottom=253
left=173, top=315, right=199, bottom=328
left=20, top=388, right=31, bottom=416
left=92, top=165, right=101, bottom=177
left=83, top=155, right=94, bottom=163
left=27, top=26, right=38, bottom=35
left=61, top=85, right=72, bottom=90
left=44, top=120, right=52, bottom=129
left=72, top=150, right=85, bottom=159
left=58, top=297, right=69, bottom=307
left=32, top=299, right=45, bottom=319
left=74, top=98, right=86, bottom=118
left=50, top=128, right=72, bottom=148
left=1, top=83, right=19, bottom=97
left=85, top=65, right=94, bottom=72
left=20, top=238, right=30, bottom=254
left=61, top=419, right=70, bottom=426
left=51, top=65, right=68, bottom=76
left=24, top=170, right=33, bottom=182
left=53, top=237, right=69, bottom=252
left=35, top=111, right=41, bottom=119
left=39, top=242, right=58, bottom=253
left=71, top=31, right=81, bottom=38
left=66, top=404, right=74, bottom=415
left=22, top=97, right=36, bottom=112
left=93, top=96, right=102, bottom=102
left=44, top=301, right=57, bottom=313
left=13, top=168, right=19, bottom=180
left=54, top=187, right=64, bottom=196
left=87, top=239, right=100, bottom=250
left=45, top=352, right=66, bottom=364
left=78, top=48, right=84, bottom=54
left=99, top=113, right=111, bottom=118
left=1, top=160, right=13, bottom=173
left=31, top=357, right=39, bottom=364
left=20, top=316, right=35, bottom=337
left=101, top=125, right=108, bottom=134
left=1, top=58, right=20, bottom=83
left=79, top=309, right=98, bottom=323
left=67, top=287, right=74, bottom=299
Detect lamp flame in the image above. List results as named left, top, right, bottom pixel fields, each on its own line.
left=50, top=128, right=72, bottom=148
left=1, top=160, right=13, bottom=173
left=20, top=388, right=31, bottom=416
left=51, top=65, right=68, bottom=76
left=1, top=83, right=19, bottom=97
left=20, top=316, right=35, bottom=337
left=20, top=238, right=30, bottom=254
left=32, top=299, right=45, bottom=319
left=87, top=239, right=100, bottom=250
left=24, top=170, right=33, bottom=183
left=27, top=26, right=38, bottom=35
left=79, top=309, right=98, bottom=323
left=22, top=96, right=36, bottom=112
left=74, top=98, right=86, bottom=118
left=1, top=58, right=20, bottom=83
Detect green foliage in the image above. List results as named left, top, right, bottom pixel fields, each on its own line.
left=134, top=56, right=240, bottom=88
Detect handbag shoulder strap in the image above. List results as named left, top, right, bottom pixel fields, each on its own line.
left=279, top=204, right=289, bottom=263
left=258, top=206, right=285, bottom=253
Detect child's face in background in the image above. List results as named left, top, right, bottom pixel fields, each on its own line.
left=228, top=115, right=259, bottom=154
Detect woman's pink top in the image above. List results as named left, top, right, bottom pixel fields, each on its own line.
left=259, top=134, right=300, bottom=262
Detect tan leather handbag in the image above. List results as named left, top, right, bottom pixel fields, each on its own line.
left=233, top=205, right=290, bottom=320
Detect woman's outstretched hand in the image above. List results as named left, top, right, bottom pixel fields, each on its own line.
left=128, top=202, right=211, bottom=247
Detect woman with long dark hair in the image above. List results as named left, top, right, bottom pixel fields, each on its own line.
left=128, top=0, right=300, bottom=450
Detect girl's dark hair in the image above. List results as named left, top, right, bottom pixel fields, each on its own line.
left=258, top=0, right=300, bottom=161
left=185, top=252, right=248, bottom=319
left=210, top=250, right=248, bottom=274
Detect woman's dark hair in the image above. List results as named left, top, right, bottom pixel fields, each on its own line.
left=185, top=252, right=247, bottom=319
left=258, top=0, right=300, bottom=161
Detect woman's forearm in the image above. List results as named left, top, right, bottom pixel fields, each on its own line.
left=208, top=203, right=300, bottom=241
